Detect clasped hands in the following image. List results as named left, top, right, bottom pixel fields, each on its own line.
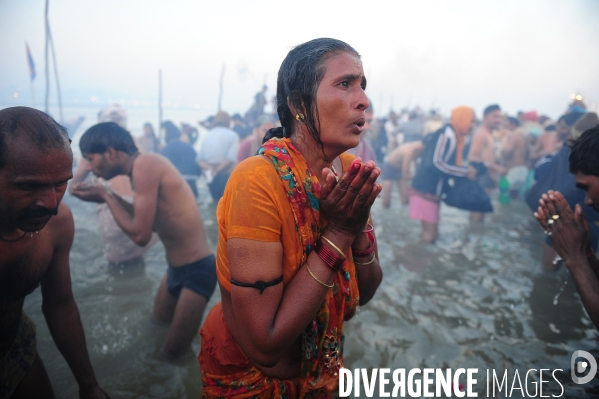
left=320, top=158, right=381, bottom=241
left=534, top=190, right=591, bottom=263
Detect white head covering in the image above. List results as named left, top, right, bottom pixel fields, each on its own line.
left=98, top=103, right=128, bottom=129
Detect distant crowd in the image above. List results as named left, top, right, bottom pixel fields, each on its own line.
left=2, top=35, right=599, bottom=398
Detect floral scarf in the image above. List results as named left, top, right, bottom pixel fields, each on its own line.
left=258, top=138, right=360, bottom=397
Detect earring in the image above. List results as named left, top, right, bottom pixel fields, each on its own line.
left=295, top=113, right=305, bottom=121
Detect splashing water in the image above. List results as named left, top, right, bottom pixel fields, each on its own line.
left=553, top=275, right=568, bottom=305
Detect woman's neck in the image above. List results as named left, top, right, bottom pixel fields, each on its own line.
left=290, top=132, right=341, bottom=181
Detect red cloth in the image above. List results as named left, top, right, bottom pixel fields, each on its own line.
left=523, top=111, right=538, bottom=122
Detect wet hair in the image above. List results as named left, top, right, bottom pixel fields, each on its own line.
left=263, top=38, right=361, bottom=149
left=483, top=104, right=501, bottom=117
left=80, top=122, right=138, bottom=155
left=545, top=124, right=556, bottom=131
left=0, top=106, right=70, bottom=169
left=569, top=126, right=599, bottom=177
left=507, top=116, right=520, bottom=127
left=161, top=120, right=181, bottom=142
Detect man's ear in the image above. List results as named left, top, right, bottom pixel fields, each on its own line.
left=104, top=147, right=118, bottom=161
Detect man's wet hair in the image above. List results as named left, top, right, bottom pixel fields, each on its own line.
left=0, top=106, right=70, bottom=169
left=80, top=122, right=138, bottom=155
left=507, top=116, right=520, bottom=127
left=483, top=104, right=501, bottom=117
left=570, top=126, right=599, bottom=177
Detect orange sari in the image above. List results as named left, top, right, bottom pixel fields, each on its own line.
left=199, top=138, right=360, bottom=398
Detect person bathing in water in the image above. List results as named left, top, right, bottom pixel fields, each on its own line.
left=71, top=122, right=216, bottom=360
left=0, top=107, right=109, bottom=398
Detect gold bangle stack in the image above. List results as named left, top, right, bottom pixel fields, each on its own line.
left=306, top=263, right=334, bottom=289
left=320, top=236, right=346, bottom=259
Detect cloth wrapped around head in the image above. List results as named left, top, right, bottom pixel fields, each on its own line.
left=451, top=106, right=475, bottom=166
left=451, top=106, right=475, bottom=136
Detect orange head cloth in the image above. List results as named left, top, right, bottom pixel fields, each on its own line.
left=451, top=106, right=475, bottom=166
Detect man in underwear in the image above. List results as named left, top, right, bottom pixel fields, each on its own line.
left=468, top=104, right=506, bottom=222
left=70, top=122, right=216, bottom=360
left=381, top=140, right=425, bottom=208
left=0, top=107, right=109, bottom=398
left=535, top=125, right=599, bottom=330
left=500, top=116, right=530, bottom=198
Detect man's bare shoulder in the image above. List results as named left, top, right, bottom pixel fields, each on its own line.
left=132, top=153, right=173, bottom=183
left=136, top=153, right=171, bottom=170
left=474, top=126, right=492, bottom=137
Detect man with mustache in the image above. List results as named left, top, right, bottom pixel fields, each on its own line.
left=0, top=107, right=109, bottom=398
left=535, top=124, right=599, bottom=330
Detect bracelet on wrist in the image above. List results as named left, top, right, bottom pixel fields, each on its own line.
left=306, top=263, right=334, bottom=288
left=320, top=236, right=347, bottom=259
left=352, top=223, right=376, bottom=257
left=354, top=252, right=376, bottom=266
left=352, top=235, right=376, bottom=258
left=315, top=239, right=345, bottom=272
left=362, top=223, right=374, bottom=234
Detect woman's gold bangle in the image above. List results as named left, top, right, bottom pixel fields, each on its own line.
left=306, top=263, right=334, bottom=289
left=354, top=252, right=376, bottom=266
left=320, top=236, right=346, bottom=259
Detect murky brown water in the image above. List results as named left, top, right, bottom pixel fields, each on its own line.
left=23, top=180, right=599, bottom=398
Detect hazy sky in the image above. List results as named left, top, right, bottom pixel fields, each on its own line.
left=1, top=0, right=598, bottom=119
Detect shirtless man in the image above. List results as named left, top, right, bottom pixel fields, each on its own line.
left=500, top=117, right=530, bottom=198
left=468, top=104, right=506, bottom=221
left=71, top=122, right=216, bottom=360
left=381, top=141, right=425, bottom=207
left=0, top=107, right=108, bottom=398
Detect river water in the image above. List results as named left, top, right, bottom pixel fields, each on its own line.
left=16, top=106, right=599, bottom=398
left=22, top=180, right=599, bottom=398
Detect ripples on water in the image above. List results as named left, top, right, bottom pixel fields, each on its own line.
left=23, top=182, right=599, bottom=398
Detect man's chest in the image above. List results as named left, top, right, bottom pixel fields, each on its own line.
left=0, top=238, right=54, bottom=299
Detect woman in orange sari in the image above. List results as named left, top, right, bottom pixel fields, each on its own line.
left=199, top=38, right=383, bottom=398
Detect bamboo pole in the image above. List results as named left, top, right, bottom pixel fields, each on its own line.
left=158, top=69, right=163, bottom=144
left=217, top=64, right=225, bottom=112
left=44, top=0, right=49, bottom=114
left=47, top=26, right=63, bottom=122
